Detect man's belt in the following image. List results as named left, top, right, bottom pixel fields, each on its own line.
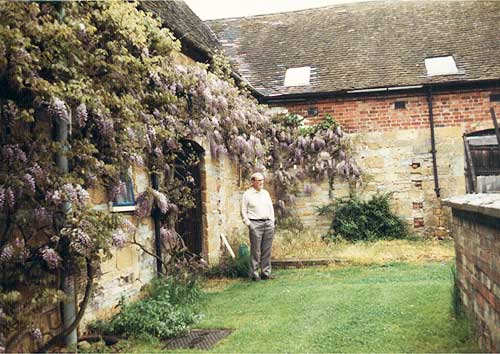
left=249, top=219, right=269, bottom=221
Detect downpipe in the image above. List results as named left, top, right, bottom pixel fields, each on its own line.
left=151, top=173, right=163, bottom=275
left=55, top=115, right=77, bottom=347
left=427, top=87, right=441, bottom=198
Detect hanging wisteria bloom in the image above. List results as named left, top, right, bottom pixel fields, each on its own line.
left=40, top=247, right=60, bottom=269
left=135, top=192, right=153, bottom=218
left=67, top=228, right=93, bottom=255
left=0, top=244, right=14, bottom=263
left=112, top=230, right=127, bottom=249
left=30, top=328, right=42, bottom=341
left=49, top=97, right=70, bottom=122
left=151, top=189, right=169, bottom=214
left=5, top=188, right=15, bottom=209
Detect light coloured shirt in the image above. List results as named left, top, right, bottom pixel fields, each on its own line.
left=241, top=187, right=275, bottom=226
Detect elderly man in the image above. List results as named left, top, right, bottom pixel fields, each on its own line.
left=241, top=172, right=275, bottom=281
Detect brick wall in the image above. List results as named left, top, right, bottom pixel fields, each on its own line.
left=444, top=194, right=500, bottom=352
left=275, top=88, right=500, bottom=236
left=283, top=89, right=499, bottom=134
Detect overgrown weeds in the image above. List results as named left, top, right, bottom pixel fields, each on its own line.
left=317, top=193, right=410, bottom=242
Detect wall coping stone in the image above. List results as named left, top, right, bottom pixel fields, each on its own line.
left=442, top=193, right=500, bottom=218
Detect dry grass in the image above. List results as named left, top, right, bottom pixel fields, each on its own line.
left=272, top=231, right=455, bottom=265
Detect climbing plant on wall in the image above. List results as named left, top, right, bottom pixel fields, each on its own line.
left=0, top=2, right=359, bottom=351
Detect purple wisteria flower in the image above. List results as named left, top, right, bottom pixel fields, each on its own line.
left=160, top=227, right=175, bottom=244
left=75, top=103, right=88, bottom=127
left=49, top=97, right=70, bottom=122
left=121, top=219, right=136, bottom=233
left=69, top=229, right=92, bottom=255
left=47, top=189, right=63, bottom=206
left=23, top=173, right=36, bottom=194
left=29, top=163, right=44, bottom=183
left=40, top=247, right=60, bottom=269
left=112, top=230, right=127, bottom=249
left=6, top=188, right=15, bottom=209
left=0, top=244, right=14, bottom=263
left=30, top=328, right=42, bottom=341
left=152, top=190, right=169, bottom=214
left=2, top=144, right=27, bottom=164
left=96, top=117, right=114, bottom=138
left=135, top=193, right=153, bottom=218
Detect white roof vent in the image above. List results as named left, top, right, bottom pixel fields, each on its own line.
left=425, top=56, right=459, bottom=76
left=284, top=66, right=311, bottom=86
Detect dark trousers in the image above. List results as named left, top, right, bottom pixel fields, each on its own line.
left=248, top=219, right=274, bottom=279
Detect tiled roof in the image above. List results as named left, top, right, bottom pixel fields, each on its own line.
left=207, top=1, right=500, bottom=97
left=141, top=0, right=220, bottom=57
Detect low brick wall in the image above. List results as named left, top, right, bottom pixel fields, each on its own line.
left=443, top=194, right=500, bottom=352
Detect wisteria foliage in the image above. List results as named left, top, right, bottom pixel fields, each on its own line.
left=0, top=2, right=358, bottom=351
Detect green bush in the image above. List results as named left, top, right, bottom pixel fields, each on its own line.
left=88, top=277, right=203, bottom=339
left=317, top=193, right=409, bottom=242
left=206, top=246, right=250, bottom=278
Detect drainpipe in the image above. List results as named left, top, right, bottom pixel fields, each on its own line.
left=426, top=87, right=441, bottom=198
left=151, top=173, right=163, bottom=275
left=55, top=115, right=77, bottom=347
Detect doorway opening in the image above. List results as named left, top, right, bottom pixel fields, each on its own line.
left=175, top=139, right=205, bottom=254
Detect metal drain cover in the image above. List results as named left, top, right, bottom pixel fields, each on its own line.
left=163, top=329, right=233, bottom=350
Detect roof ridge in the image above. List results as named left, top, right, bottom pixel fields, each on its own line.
left=205, top=0, right=435, bottom=22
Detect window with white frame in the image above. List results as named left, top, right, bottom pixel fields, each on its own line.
left=424, top=56, right=459, bottom=76
left=284, top=66, right=311, bottom=86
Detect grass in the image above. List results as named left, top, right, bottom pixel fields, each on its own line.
left=272, top=234, right=455, bottom=264
left=118, top=261, right=479, bottom=353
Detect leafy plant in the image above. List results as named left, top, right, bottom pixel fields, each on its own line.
left=88, top=277, right=203, bottom=340
left=318, top=193, right=409, bottom=242
left=206, top=245, right=250, bottom=278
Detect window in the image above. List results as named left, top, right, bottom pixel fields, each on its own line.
left=394, top=101, right=407, bottom=109
left=424, top=56, right=459, bottom=76
left=307, top=106, right=318, bottom=116
left=284, top=66, right=311, bottom=87
left=110, top=172, right=136, bottom=212
left=490, top=94, right=500, bottom=102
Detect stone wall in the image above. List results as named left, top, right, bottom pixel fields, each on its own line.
left=443, top=194, right=500, bottom=352
left=82, top=167, right=156, bottom=327
left=279, top=88, right=500, bottom=236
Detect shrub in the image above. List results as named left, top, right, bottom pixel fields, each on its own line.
left=206, top=245, right=250, bottom=278
left=317, top=193, right=409, bottom=242
left=88, top=277, right=203, bottom=339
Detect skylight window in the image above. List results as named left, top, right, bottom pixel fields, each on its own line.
left=424, top=56, right=459, bottom=76
left=284, top=66, right=311, bottom=86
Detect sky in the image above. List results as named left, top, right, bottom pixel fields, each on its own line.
left=183, top=0, right=374, bottom=20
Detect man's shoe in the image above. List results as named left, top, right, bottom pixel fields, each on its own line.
left=261, top=274, right=274, bottom=280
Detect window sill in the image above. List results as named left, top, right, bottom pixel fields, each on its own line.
left=109, top=203, right=137, bottom=213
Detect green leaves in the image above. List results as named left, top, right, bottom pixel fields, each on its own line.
left=319, top=193, right=409, bottom=242
left=89, top=277, right=203, bottom=339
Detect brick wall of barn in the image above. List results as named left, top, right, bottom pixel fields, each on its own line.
left=276, top=88, right=500, bottom=236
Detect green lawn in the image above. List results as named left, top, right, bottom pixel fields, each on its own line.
left=124, top=262, right=479, bottom=353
